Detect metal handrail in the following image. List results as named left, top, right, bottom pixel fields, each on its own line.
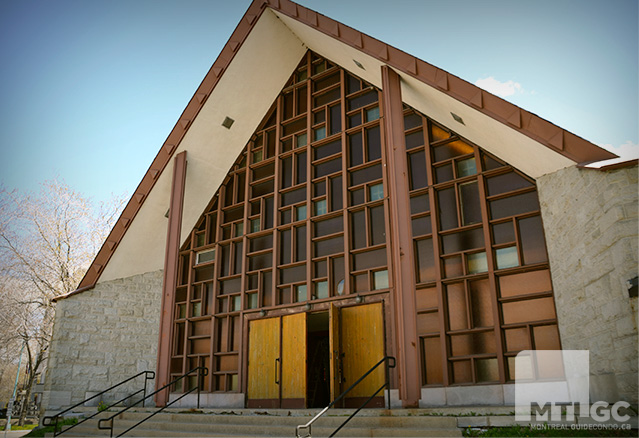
left=296, top=356, right=395, bottom=438
left=42, top=370, right=155, bottom=436
left=98, top=366, right=208, bottom=438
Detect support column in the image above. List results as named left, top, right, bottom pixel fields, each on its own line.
left=381, top=65, right=421, bottom=407
left=155, top=151, right=188, bottom=406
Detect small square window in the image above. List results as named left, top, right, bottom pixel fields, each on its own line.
left=366, top=106, right=380, bottom=122
left=314, top=199, right=327, bottom=216
left=315, top=281, right=329, bottom=299
left=195, top=249, right=215, bottom=265
left=296, top=133, right=307, bottom=148
left=192, top=302, right=202, bottom=317
left=373, top=270, right=389, bottom=290
left=231, top=295, right=241, bottom=312
left=247, top=293, right=258, bottom=309
left=295, top=284, right=307, bottom=302
left=313, top=126, right=326, bottom=141
left=234, top=222, right=244, bottom=237
left=250, top=218, right=260, bottom=233
left=369, top=183, right=383, bottom=201
left=457, top=157, right=477, bottom=177
left=253, top=150, right=263, bottom=163
left=467, top=252, right=488, bottom=274
left=496, top=247, right=519, bottom=269
left=295, top=205, right=307, bottom=221
left=178, top=304, right=186, bottom=319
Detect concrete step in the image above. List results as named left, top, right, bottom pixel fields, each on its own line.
left=59, top=408, right=462, bottom=437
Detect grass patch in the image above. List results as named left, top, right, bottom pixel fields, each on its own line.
left=463, top=425, right=637, bottom=437
left=23, top=418, right=78, bottom=437
left=8, top=424, right=37, bottom=431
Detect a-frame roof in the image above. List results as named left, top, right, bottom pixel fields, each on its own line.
left=58, top=0, right=616, bottom=300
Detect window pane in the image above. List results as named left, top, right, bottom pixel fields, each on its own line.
left=315, top=157, right=341, bottom=178
left=409, top=151, right=428, bottom=190
left=430, top=123, right=449, bottom=142
left=495, top=246, right=519, bottom=269
left=467, top=252, right=488, bottom=274
left=486, top=171, right=533, bottom=196
left=347, top=90, right=377, bottom=111
left=280, top=265, right=305, bottom=284
left=502, top=297, right=556, bottom=324
left=415, top=238, right=436, bottom=282
left=348, top=113, right=362, bottom=128
left=435, top=163, right=454, bottom=183
left=295, top=285, right=307, bottom=302
left=457, top=157, right=477, bottom=177
left=365, top=106, right=379, bottom=122
left=469, top=279, right=492, bottom=328
left=295, top=205, right=307, bottom=221
left=282, top=187, right=306, bottom=206
left=533, top=325, right=560, bottom=350
left=350, top=163, right=382, bottom=186
left=248, top=253, right=272, bottom=271
left=373, top=270, right=389, bottom=290
left=296, top=226, right=307, bottom=262
left=450, top=332, right=496, bottom=356
left=315, top=215, right=344, bottom=237
left=476, top=358, right=499, bottom=382
left=499, top=270, right=552, bottom=298
left=369, top=183, right=383, bottom=201
left=280, top=229, right=291, bottom=265
left=314, top=139, right=341, bottom=160
left=443, top=255, right=463, bottom=278
left=314, top=236, right=343, bottom=257
left=370, top=205, right=386, bottom=245
left=422, top=337, right=443, bottom=384
left=313, top=126, right=326, bottom=141
left=416, top=287, right=438, bottom=311
left=410, top=193, right=430, bottom=214
left=404, top=113, right=422, bottom=130
left=489, top=191, right=540, bottom=219
left=315, top=281, right=329, bottom=299
left=350, top=188, right=365, bottom=206
left=314, top=180, right=326, bottom=197
left=314, top=199, right=327, bottom=216
left=296, top=133, right=307, bottom=148
left=460, top=181, right=482, bottom=226
left=329, top=104, right=341, bottom=135
left=351, top=210, right=366, bottom=249
left=405, top=130, right=424, bottom=150
left=366, top=125, right=382, bottom=161
left=441, top=228, right=484, bottom=254
left=249, top=234, right=272, bottom=252
left=492, top=221, right=515, bottom=244
left=411, top=216, right=432, bottom=237
left=296, top=152, right=307, bottom=184
left=352, top=248, right=387, bottom=271
left=333, top=257, right=345, bottom=295
left=505, top=327, right=529, bottom=352
left=519, top=215, right=548, bottom=265
left=437, top=187, right=458, bottom=231
left=432, top=139, right=473, bottom=162
left=452, top=360, right=472, bottom=384
left=330, top=176, right=343, bottom=211
left=447, top=283, right=468, bottom=331
left=416, top=312, right=439, bottom=334
left=348, top=132, right=363, bottom=167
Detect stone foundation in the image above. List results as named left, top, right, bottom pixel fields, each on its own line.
left=42, top=270, right=163, bottom=411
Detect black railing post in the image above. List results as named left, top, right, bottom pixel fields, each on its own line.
left=197, top=368, right=201, bottom=409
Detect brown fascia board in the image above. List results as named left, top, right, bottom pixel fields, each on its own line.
left=59, top=0, right=617, bottom=301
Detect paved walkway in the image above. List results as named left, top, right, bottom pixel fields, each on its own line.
left=2, top=430, right=31, bottom=438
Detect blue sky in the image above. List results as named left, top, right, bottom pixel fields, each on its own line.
left=0, top=0, right=637, bottom=205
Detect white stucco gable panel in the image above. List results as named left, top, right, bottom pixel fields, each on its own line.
left=100, top=10, right=306, bottom=283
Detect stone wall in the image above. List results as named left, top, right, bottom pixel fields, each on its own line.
left=537, top=164, right=638, bottom=404
left=42, top=270, right=163, bottom=411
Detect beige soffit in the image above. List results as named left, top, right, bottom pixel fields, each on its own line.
left=99, top=10, right=306, bottom=283
left=274, top=10, right=575, bottom=178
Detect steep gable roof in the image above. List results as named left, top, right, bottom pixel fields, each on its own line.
left=58, top=0, right=616, bottom=300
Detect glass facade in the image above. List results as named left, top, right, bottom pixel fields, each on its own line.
left=169, top=51, right=559, bottom=394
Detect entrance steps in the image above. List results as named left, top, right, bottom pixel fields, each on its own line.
left=54, top=408, right=462, bottom=437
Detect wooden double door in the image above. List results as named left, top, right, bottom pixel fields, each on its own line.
left=247, top=302, right=385, bottom=408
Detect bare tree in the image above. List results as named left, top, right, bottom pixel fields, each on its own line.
left=0, top=180, right=126, bottom=424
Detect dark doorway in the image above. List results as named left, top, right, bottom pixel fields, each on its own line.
left=306, top=312, right=330, bottom=408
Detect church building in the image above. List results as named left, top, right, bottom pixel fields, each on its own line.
left=43, top=0, right=637, bottom=411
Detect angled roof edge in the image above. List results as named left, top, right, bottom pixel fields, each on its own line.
left=59, top=0, right=617, bottom=301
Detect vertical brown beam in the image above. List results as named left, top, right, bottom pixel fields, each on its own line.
left=381, top=65, right=420, bottom=407
left=155, top=151, right=188, bottom=407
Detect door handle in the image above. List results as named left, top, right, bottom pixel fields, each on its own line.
left=275, top=358, right=280, bottom=385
